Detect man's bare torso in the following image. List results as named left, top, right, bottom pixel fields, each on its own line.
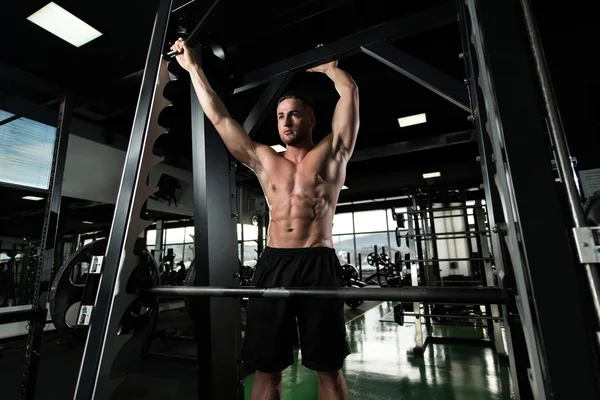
left=255, top=134, right=347, bottom=249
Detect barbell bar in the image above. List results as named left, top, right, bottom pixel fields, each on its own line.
left=144, top=286, right=507, bottom=304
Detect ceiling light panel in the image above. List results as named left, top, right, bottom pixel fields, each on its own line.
left=27, top=2, right=102, bottom=47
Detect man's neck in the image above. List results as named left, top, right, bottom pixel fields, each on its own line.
left=284, top=142, right=315, bottom=164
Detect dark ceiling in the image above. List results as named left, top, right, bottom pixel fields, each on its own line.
left=0, top=0, right=598, bottom=240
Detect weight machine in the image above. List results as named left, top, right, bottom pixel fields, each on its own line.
left=11, top=1, right=600, bottom=399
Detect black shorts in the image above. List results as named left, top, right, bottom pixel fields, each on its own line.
left=241, top=246, right=350, bottom=373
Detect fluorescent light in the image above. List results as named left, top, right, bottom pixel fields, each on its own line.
left=27, top=2, right=102, bottom=47
left=422, top=171, right=441, bottom=179
left=342, top=185, right=349, bottom=190
left=22, top=196, right=44, bottom=201
left=468, top=187, right=481, bottom=192
left=270, top=145, right=286, bottom=153
left=82, top=221, right=94, bottom=225
left=398, top=113, right=427, bottom=128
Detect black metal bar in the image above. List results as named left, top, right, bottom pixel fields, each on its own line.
left=401, top=231, right=489, bottom=238
left=405, top=205, right=484, bottom=214
left=350, top=130, right=475, bottom=163
left=242, top=71, right=294, bottom=139
left=21, top=96, right=72, bottom=400
left=146, top=286, right=506, bottom=304
left=361, top=42, right=470, bottom=111
left=0, top=98, right=62, bottom=127
left=405, top=313, right=501, bottom=321
left=0, top=62, right=66, bottom=98
left=0, top=310, right=35, bottom=324
left=166, top=0, right=221, bottom=58
left=404, top=257, right=491, bottom=263
left=358, top=254, right=362, bottom=280
left=73, top=2, right=173, bottom=398
left=234, top=2, right=456, bottom=93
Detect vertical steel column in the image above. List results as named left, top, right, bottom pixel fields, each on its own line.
left=457, top=1, right=531, bottom=397
left=459, top=0, right=600, bottom=398
left=406, top=207, right=424, bottom=354
left=190, top=49, right=243, bottom=400
left=21, top=96, right=71, bottom=400
left=154, top=220, right=164, bottom=260
left=460, top=192, right=476, bottom=278
left=73, top=1, right=172, bottom=398
left=474, top=206, right=506, bottom=356
left=239, top=187, right=244, bottom=265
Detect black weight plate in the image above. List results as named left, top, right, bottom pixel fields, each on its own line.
left=49, top=239, right=159, bottom=345
left=366, top=252, right=377, bottom=266
left=345, top=300, right=363, bottom=309
left=49, top=239, right=107, bottom=345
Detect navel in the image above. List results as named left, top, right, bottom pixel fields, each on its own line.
left=271, top=184, right=276, bottom=191
left=287, top=228, right=294, bottom=232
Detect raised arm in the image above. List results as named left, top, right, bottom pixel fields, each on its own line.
left=171, top=38, right=264, bottom=171
left=308, top=54, right=360, bottom=159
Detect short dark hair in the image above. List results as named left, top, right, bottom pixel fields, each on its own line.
left=277, top=91, right=314, bottom=112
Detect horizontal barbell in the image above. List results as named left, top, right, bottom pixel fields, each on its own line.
left=144, top=286, right=507, bottom=304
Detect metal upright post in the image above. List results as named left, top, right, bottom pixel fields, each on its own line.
left=190, top=48, right=243, bottom=399
left=73, top=1, right=173, bottom=398
left=474, top=205, right=506, bottom=356
left=406, top=207, right=424, bottom=354
left=21, top=96, right=72, bottom=400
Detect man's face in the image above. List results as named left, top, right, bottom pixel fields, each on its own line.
left=276, top=98, right=315, bottom=146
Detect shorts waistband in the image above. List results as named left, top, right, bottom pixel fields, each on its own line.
left=262, top=246, right=336, bottom=257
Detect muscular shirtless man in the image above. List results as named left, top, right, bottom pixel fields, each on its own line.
left=171, top=38, right=359, bottom=400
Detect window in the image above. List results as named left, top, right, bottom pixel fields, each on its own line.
left=333, top=234, right=355, bottom=265
left=353, top=210, right=387, bottom=233
left=355, top=232, right=390, bottom=269
left=243, top=224, right=259, bottom=241
left=243, top=242, right=258, bottom=266
left=146, top=229, right=156, bottom=245
left=332, top=213, right=353, bottom=235
left=0, top=109, right=56, bottom=189
left=165, top=227, right=186, bottom=244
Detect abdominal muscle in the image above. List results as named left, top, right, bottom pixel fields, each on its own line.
left=267, top=192, right=335, bottom=249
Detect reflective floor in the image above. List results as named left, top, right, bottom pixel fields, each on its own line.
left=244, top=302, right=513, bottom=399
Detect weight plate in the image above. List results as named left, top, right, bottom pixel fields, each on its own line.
left=49, top=239, right=107, bottom=345
left=345, top=300, right=363, bottom=309
left=366, top=253, right=377, bottom=266
left=49, top=239, right=159, bottom=345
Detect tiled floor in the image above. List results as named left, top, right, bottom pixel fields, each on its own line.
left=244, top=302, right=513, bottom=399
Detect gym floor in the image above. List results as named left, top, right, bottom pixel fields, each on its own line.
left=0, top=301, right=512, bottom=399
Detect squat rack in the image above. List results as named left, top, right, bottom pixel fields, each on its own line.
left=0, top=62, right=73, bottom=399
left=62, top=1, right=600, bottom=400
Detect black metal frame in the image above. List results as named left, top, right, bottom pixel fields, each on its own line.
left=0, top=62, right=72, bottom=398
left=234, top=2, right=457, bottom=93
left=58, top=0, right=600, bottom=399
left=360, top=41, right=470, bottom=112
left=73, top=1, right=173, bottom=398
left=458, top=0, right=600, bottom=398
left=189, top=48, right=243, bottom=399
left=20, top=96, right=72, bottom=400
